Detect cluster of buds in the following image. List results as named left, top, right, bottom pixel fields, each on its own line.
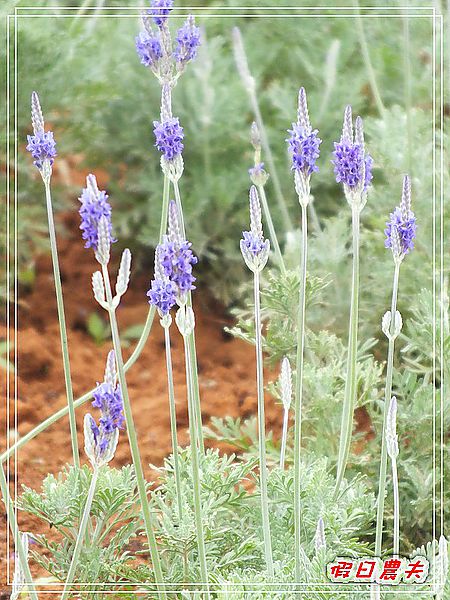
left=384, top=175, right=417, bottom=264
left=248, top=122, right=269, bottom=188
left=135, top=0, right=200, bottom=88
left=332, top=105, right=373, bottom=210
left=84, top=351, right=124, bottom=469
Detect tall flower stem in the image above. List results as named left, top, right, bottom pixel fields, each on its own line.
left=44, top=180, right=79, bottom=467
left=173, top=180, right=204, bottom=452
left=392, top=456, right=400, bottom=556
left=334, top=205, right=361, bottom=495
left=182, top=335, right=209, bottom=596
left=253, top=270, right=274, bottom=577
left=0, top=466, right=38, bottom=600
left=279, top=406, right=289, bottom=471
left=0, top=177, right=171, bottom=467
left=258, top=185, right=286, bottom=275
left=101, top=265, right=165, bottom=596
left=61, top=468, right=99, bottom=600
left=163, top=324, right=183, bottom=521
left=294, top=205, right=307, bottom=582
left=375, top=262, right=401, bottom=556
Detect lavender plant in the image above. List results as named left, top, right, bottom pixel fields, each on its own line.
left=287, top=87, right=321, bottom=582
left=240, top=185, right=273, bottom=576
left=333, top=106, right=372, bottom=495
left=375, top=175, right=416, bottom=558
left=26, top=92, right=79, bottom=468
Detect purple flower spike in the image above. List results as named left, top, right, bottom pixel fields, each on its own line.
left=332, top=106, right=373, bottom=194
left=286, top=88, right=321, bottom=176
left=153, top=117, right=184, bottom=161
left=384, top=175, right=417, bottom=260
left=85, top=351, right=124, bottom=466
left=26, top=92, right=57, bottom=172
left=79, top=174, right=115, bottom=251
left=148, top=201, right=198, bottom=307
left=26, top=131, right=57, bottom=170
left=150, top=0, right=173, bottom=28
left=174, top=15, right=201, bottom=64
left=135, top=30, right=162, bottom=67
left=240, top=186, right=270, bottom=272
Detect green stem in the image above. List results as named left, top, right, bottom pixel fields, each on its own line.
left=173, top=180, right=204, bottom=452
left=163, top=324, right=183, bottom=522
left=254, top=270, right=274, bottom=577
left=334, top=205, right=360, bottom=496
left=0, top=466, right=38, bottom=600
left=61, top=468, right=99, bottom=600
left=392, top=457, right=400, bottom=557
left=294, top=205, right=307, bottom=582
left=44, top=180, right=79, bottom=467
left=258, top=185, right=286, bottom=274
left=279, top=407, right=289, bottom=471
left=375, top=262, right=401, bottom=556
left=249, top=97, right=292, bottom=232
left=102, top=264, right=165, bottom=596
left=182, top=335, right=209, bottom=596
left=354, top=0, right=386, bottom=118
left=0, top=176, right=171, bottom=466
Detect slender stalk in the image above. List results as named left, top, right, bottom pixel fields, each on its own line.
left=101, top=265, right=165, bottom=596
left=0, top=466, right=38, bottom=600
left=253, top=270, right=274, bottom=577
left=392, top=457, right=400, bottom=557
left=279, top=407, right=289, bottom=470
left=0, top=176, right=171, bottom=466
left=44, top=180, right=79, bottom=467
left=61, top=468, right=99, bottom=600
left=294, top=206, right=307, bottom=582
left=173, top=181, right=204, bottom=452
left=182, top=335, right=209, bottom=596
left=354, top=0, right=386, bottom=118
left=258, top=185, right=286, bottom=274
left=334, top=205, right=360, bottom=495
left=375, top=262, right=401, bottom=556
left=163, top=324, right=183, bottom=521
left=249, top=97, right=292, bottom=232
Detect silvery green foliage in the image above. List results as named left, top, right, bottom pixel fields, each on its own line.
left=18, top=465, right=140, bottom=590
left=381, top=309, right=402, bottom=340
left=11, top=532, right=29, bottom=600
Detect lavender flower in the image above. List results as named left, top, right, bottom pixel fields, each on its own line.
left=135, top=29, right=162, bottom=67
left=384, top=175, right=417, bottom=261
left=26, top=92, right=56, bottom=172
left=332, top=106, right=373, bottom=198
left=149, top=201, right=198, bottom=305
left=240, top=186, right=270, bottom=272
left=150, top=0, right=173, bottom=28
left=286, top=88, right=321, bottom=175
left=147, top=242, right=177, bottom=315
left=79, top=174, right=115, bottom=251
left=153, top=117, right=184, bottom=160
left=84, top=351, right=124, bottom=467
left=174, top=15, right=201, bottom=65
